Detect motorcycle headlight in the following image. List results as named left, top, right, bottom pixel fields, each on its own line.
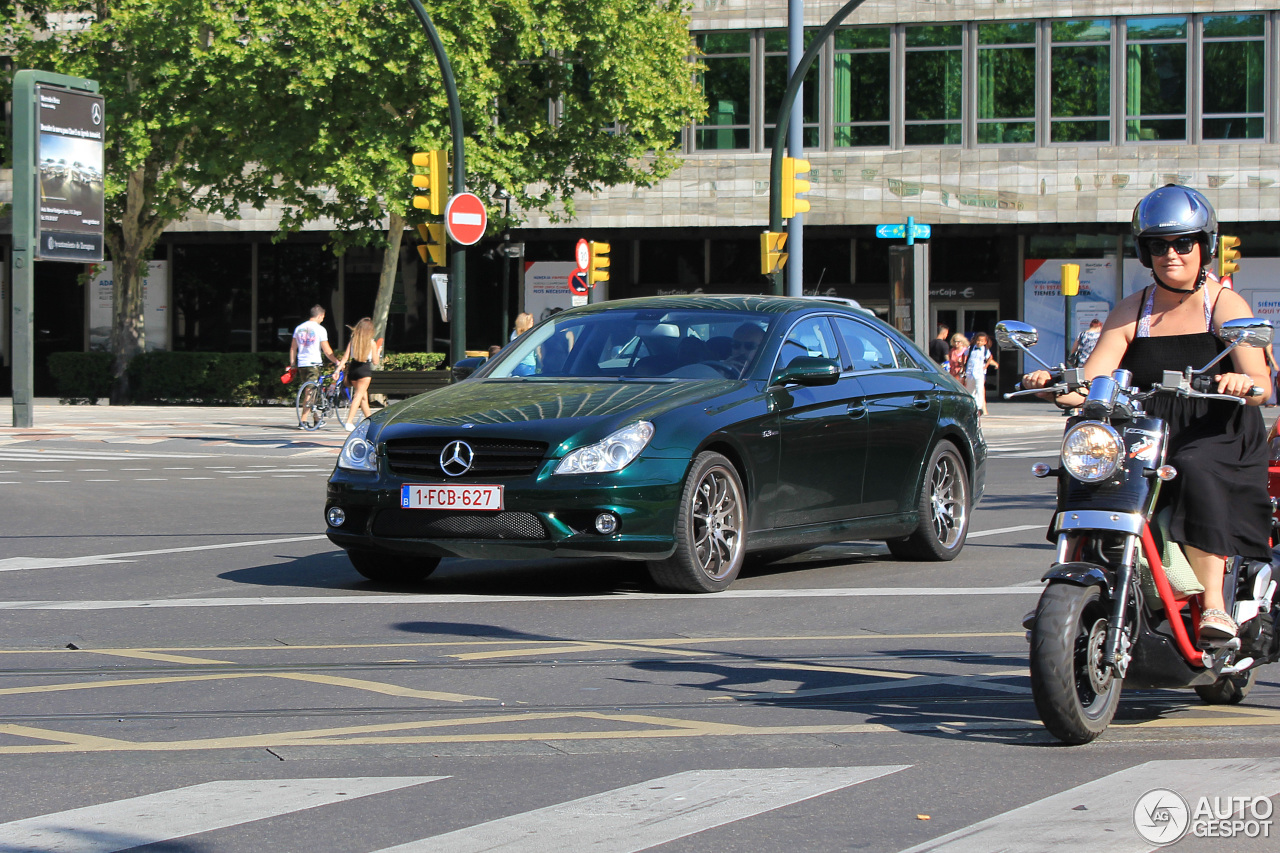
left=338, top=420, right=377, bottom=472
left=1061, top=422, right=1124, bottom=482
left=554, top=422, right=654, bottom=475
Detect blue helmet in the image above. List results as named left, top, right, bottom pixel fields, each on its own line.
left=1131, top=184, right=1218, bottom=268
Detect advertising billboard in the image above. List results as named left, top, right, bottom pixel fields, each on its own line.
left=35, top=84, right=105, bottom=262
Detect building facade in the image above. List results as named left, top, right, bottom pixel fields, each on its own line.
left=3, top=1, right=1279, bottom=394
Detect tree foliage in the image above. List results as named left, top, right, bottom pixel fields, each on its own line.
left=3, top=1, right=704, bottom=391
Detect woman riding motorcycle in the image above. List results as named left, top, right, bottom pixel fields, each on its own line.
left=1023, top=184, right=1271, bottom=641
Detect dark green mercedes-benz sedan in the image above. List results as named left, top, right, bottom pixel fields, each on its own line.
left=325, top=295, right=986, bottom=592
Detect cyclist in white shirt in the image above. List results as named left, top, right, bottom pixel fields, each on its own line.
left=289, top=305, right=340, bottom=428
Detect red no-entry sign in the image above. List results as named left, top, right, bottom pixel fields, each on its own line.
left=445, top=192, right=487, bottom=245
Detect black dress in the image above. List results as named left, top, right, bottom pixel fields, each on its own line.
left=1119, top=331, right=1271, bottom=560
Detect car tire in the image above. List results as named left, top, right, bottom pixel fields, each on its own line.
left=886, top=439, right=969, bottom=561
left=347, top=549, right=440, bottom=584
left=647, top=451, right=746, bottom=593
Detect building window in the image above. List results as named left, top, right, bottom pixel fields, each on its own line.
left=833, top=27, right=890, bottom=147
left=695, top=32, right=751, bottom=150
left=172, top=244, right=252, bottom=352
left=1125, top=16, right=1188, bottom=142
left=977, top=21, right=1036, bottom=143
left=1050, top=19, right=1111, bottom=143
left=763, top=30, right=820, bottom=149
left=904, top=24, right=963, bottom=145
left=1202, top=14, right=1265, bottom=140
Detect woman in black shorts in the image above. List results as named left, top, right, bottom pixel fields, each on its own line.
left=340, top=317, right=380, bottom=431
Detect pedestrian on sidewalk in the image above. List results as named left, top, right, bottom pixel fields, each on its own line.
left=290, top=305, right=340, bottom=428
left=929, top=322, right=950, bottom=365
left=339, top=317, right=380, bottom=431
left=965, top=331, right=998, bottom=415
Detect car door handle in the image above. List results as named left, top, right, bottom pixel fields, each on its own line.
left=912, top=395, right=930, bottom=410
left=847, top=401, right=867, bottom=418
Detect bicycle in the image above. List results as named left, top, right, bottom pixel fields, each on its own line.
left=295, top=367, right=356, bottom=431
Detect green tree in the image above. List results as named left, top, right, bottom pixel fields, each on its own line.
left=267, top=0, right=704, bottom=345
left=3, top=2, right=323, bottom=401
left=4, top=1, right=703, bottom=392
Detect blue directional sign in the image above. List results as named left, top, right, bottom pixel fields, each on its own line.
left=876, top=216, right=931, bottom=245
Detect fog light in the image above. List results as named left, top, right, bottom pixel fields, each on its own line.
left=327, top=506, right=346, bottom=527
left=594, top=513, right=619, bottom=535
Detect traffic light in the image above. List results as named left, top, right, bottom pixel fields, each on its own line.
left=1218, top=234, right=1241, bottom=279
left=415, top=223, right=447, bottom=267
left=760, top=231, right=788, bottom=275
left=588, top=241, right=611, bottom=286
left=411, top=149, right=447, bottom=216
left=781, top=157, right=811, bottom=220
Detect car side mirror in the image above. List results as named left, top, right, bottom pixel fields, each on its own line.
left=1217, top=317, right=1273, bottom=349
left=451, top=356, right=487, bottom=382
left=769, top=356, right=840, bottom=388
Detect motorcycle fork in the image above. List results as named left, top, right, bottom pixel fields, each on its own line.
left=1102, top=534, right=1139, bottom=676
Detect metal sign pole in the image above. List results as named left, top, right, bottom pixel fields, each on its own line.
left=10, top=70, right=102, bottom=427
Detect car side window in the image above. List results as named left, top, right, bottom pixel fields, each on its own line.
left=777, top=316, right=839, bottom=370
left=832, top=317, right=897, bottom=372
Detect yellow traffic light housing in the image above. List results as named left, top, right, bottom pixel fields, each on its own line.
left=411, top=149, right=447, bottom=216
left=760, top=231, right=788, bottom=275
left=781, top=157, right=811, bottom=220
left=1218, top=234, right=1241, bottom=279
left=415, top=223, right=447, bottom=267
left=589, top=241, right=611, bottom=286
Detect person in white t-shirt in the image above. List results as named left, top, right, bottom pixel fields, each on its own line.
left=964, top=331, right=998, bottom=415
left=289, top=305, right=339, bottom=428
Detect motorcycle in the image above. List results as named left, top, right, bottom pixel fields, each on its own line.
left=998, top=317, right=1280, bottom=744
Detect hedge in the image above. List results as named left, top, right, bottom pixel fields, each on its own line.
left=47, top=351, right=448, bottom=405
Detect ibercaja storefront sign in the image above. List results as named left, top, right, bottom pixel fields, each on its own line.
left=34, top=84, right=105, bottom=263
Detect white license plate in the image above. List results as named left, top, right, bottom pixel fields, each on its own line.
left=401, top=484, right=504, bottom=511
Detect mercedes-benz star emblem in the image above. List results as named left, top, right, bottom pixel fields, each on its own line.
left=439, top=440, right=475, bottom=477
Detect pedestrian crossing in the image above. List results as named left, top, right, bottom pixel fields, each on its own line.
left=0, top=761, right=1275, bottom=853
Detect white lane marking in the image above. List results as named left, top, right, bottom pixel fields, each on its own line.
left=0, top=777, right=446, bottom=853
left=0, top=586, right=1041, bottom=610
left=0, top=450, right=222, bottom=461
left=897, top=757, right=1280, bottom=853
left=965, top=524, right=1042, bottom=539
left=375, top=766, right=906, bottom=853
left=0, top=535, right=329, bottom=573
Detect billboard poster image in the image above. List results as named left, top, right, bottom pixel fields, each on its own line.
left=36, top=84, right=105, bottom=262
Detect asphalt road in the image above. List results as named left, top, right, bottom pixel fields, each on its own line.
left=0, top=400, right=1277, bottom=853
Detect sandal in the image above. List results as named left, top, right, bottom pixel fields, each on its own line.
left=1199, top=608, right=1238, bottom=640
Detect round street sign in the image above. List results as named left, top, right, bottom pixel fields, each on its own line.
left=575, top=238, right=591, bottom=272
left=567, top=269, right=589, bottom=296
left=444, top=192, right=487, bottom=245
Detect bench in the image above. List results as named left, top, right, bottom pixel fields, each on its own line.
left=366, top=370, right=452, bottom=399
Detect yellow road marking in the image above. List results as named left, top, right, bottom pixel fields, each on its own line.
left=756, top=662, right=918, bottom=680
left=0, top=724, right=130, bottom=748
left=452, top=641, right=713, bottom=661
left=85, top=650, right=233, bottom=665
left=0, top=671, right=489, bottom=702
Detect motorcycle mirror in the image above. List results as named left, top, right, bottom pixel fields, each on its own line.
left=995, top=320, right=1058, bottom=373
left=1217, top=317, right=1273, bottom=349
left=995, top=320, right=1038, bottom=351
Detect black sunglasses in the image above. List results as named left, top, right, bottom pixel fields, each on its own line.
left=1143, top=236, right=1198, bottom=257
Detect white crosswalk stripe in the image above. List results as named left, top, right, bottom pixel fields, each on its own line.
left=374, top=766, right=908, bottom=853
left=898, top=758, right=1280, bottom=853
left=0, top=449, right=221, bottom=462
left=0, top=777, right=445, bottom=853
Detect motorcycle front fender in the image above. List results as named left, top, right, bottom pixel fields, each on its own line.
left=1042, top=562, right=1113, bottom=596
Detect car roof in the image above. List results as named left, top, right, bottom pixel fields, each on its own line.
left=563, top=294, right=870, bottom=318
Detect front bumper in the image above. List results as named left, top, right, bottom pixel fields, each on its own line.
left=325, top=456, right=688, bottom=561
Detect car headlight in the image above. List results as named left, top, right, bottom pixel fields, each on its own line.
left=338, top=420, right=377, bottom=472
left=554, top=422, right=654, bottom=475
left=1061, top=422, right=1123, bottom=482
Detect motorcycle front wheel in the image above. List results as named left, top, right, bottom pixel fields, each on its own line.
left=1030, top=582, right=1123, bottom=744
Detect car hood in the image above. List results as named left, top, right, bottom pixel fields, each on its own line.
left=377, top=377, right=743, bottom=444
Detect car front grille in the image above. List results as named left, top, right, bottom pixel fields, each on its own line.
left=372, top=509, right=549, bottom=540
left=384, top=437, right=548, bottom=478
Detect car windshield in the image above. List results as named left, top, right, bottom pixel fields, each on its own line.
left=487, top=309, right=774, bottom=380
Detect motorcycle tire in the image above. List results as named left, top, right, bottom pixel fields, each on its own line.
left=1194, top=669, right=1256, bottom=705
left=1029, top=582, right=1123, bottom=744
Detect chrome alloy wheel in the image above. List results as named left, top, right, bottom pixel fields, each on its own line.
left=929, top=451, right=968, bottom=548
left=690, top=464, right=744, bottom=581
